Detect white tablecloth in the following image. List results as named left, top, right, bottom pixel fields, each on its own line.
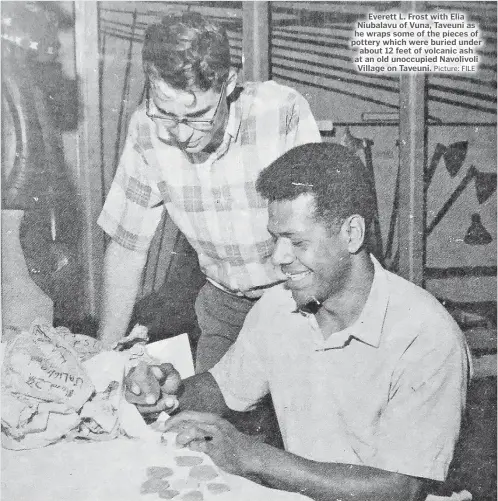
left=2, top=436, right=311, bottom=501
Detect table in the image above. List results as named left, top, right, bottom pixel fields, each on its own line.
left=2, top=434, right=312, bottom=501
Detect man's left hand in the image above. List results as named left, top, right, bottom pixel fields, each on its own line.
left=163, top=411, right=259, bottom=476
left=124, top=362, right=181, bottom=415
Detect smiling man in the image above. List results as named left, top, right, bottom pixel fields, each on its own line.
left=125, top=143, right=471, bottom=501
left=97, top=12, right=321, bottom=372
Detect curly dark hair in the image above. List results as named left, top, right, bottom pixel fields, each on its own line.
left=142, top=11, right=230, bottom=92
left=256, top=142, right=377, bottom=232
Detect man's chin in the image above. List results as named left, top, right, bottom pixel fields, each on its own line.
left=292, top=293, right=323, bottom=314
left=184, top=143, right=205, bottom=153
left=290, top=288, right=313, bottom=307
left=156, top=131, right=206, bottom=153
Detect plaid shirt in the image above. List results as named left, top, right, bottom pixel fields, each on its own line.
left=98, top=81, right=322, bottom=293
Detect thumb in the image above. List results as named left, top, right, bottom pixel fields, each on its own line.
left=129, top=382, right=142, bottom=396
left=151, top=366, right=164, bottom=380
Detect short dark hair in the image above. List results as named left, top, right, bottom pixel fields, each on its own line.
left=256, top=142, right=377, bottom=232
left=142, top=11, right=230, bottom=92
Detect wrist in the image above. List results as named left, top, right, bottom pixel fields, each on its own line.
left=243, top=439, right=271, bottom=477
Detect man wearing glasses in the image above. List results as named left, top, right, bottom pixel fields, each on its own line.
left=97, top=12, right=321, bottom=378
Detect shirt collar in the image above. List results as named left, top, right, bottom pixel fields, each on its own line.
left=304, top=255, right=390, bottom=350
left=197, top=86, right=245, bottom=165
left=347, top=255, right=389, bottom=348
left=224, top=85, right=245, bottom=141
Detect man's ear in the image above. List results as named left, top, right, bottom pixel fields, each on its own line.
left=225, top=68, right=238, bottom=97
left=341, top=215, right=365, bottom=254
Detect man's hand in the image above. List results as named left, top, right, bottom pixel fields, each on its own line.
left=163, top=411, right=260, bottom=477
left=124, top=362, right=181, bottom=415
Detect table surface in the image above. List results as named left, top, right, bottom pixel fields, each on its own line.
left=2, top=434, right=311, bottom=501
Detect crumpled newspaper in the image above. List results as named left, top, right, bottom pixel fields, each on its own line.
left=1, top=319, right=95, bottom=449
left=1, top=320, right=160, bottom=450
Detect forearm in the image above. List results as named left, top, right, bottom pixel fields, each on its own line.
left=98, top=241, right=148, bottom=349
left=247, top=444, right=424, bottom=501
left=178, top=372, right=230, bottom=416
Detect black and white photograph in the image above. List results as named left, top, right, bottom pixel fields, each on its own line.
left=1, top=1, right=496, bottom=500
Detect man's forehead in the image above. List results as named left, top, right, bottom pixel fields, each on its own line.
left=150, top=79, right=216, bottom=109
left=268, top=195, right=315, bottom=232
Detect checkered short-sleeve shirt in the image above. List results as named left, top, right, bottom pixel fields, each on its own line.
left=97, top=81, right=323, bottom=292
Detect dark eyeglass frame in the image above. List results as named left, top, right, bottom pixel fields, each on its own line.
left=145, top=81, right=227, bottom=131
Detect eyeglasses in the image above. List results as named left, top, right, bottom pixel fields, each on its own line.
left=145, top=81, right=227, bottom=131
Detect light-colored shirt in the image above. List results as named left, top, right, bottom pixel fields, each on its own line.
left=97, top=81, right=322, bottom=293
left=210, top=257, right=471, bottom=481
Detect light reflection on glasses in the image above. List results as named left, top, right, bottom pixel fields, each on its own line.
left=145, top=81, right=227, bottom=131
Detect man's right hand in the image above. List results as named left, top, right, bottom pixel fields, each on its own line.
left=124, top=361, right=182, bottom=415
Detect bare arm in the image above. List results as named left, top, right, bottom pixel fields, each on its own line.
left=165, top=409, right=425, bottom=501
left=178, top=372, right=231, bottom=416
left=98, top=240, right=148, bottom=349
left=247, top=443, right=425, bottom=501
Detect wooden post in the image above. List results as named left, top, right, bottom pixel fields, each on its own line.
left=397, top=71, right=426, bottom=286
left=396, top=0, right=427, bottom=286
left=242, top=2, right=270, bottom=81
left=74, top=2, right=104, bottom=318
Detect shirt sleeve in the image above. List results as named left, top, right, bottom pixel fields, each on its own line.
left=209, top=298, right=270, bottom=412
left=285, top=90, right=323, bottom=148
left=372, top=326, right=470, bottom=481
left=97, top=112, right=164, bottom=253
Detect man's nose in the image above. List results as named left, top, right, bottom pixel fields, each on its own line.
left=271, top=238, right=294, bottom=266
left=174, top=122, right=194, bottom=144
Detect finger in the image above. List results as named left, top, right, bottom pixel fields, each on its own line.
left=169, top=422, right=218, bottom=441
left=151, top=366, right=164, bottom=381
left=161, top=372, right=181, bottom=394
left=125, top=387, right=145, bottom=405
left=129, top=382, right=142, bottom=396
left=135, top=394, right=179, bottom=415
left=163, top=395, right=179, bottom=410
left=154, top=364, right=181, bottom=394
left=175, top=423, right=218, bottom=447
left=145, top=394, right=157, bottom=405
left=163, top=411, right=221, bottom=432
left=125, top=385, right=159, bottom=405
left=151, top=363, right=176, bottom=384
left=188, top=439, right=209, bottom=454
left=136, top=401, right=167, bottom=415
left=175, top=425, right=207, bottom=446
